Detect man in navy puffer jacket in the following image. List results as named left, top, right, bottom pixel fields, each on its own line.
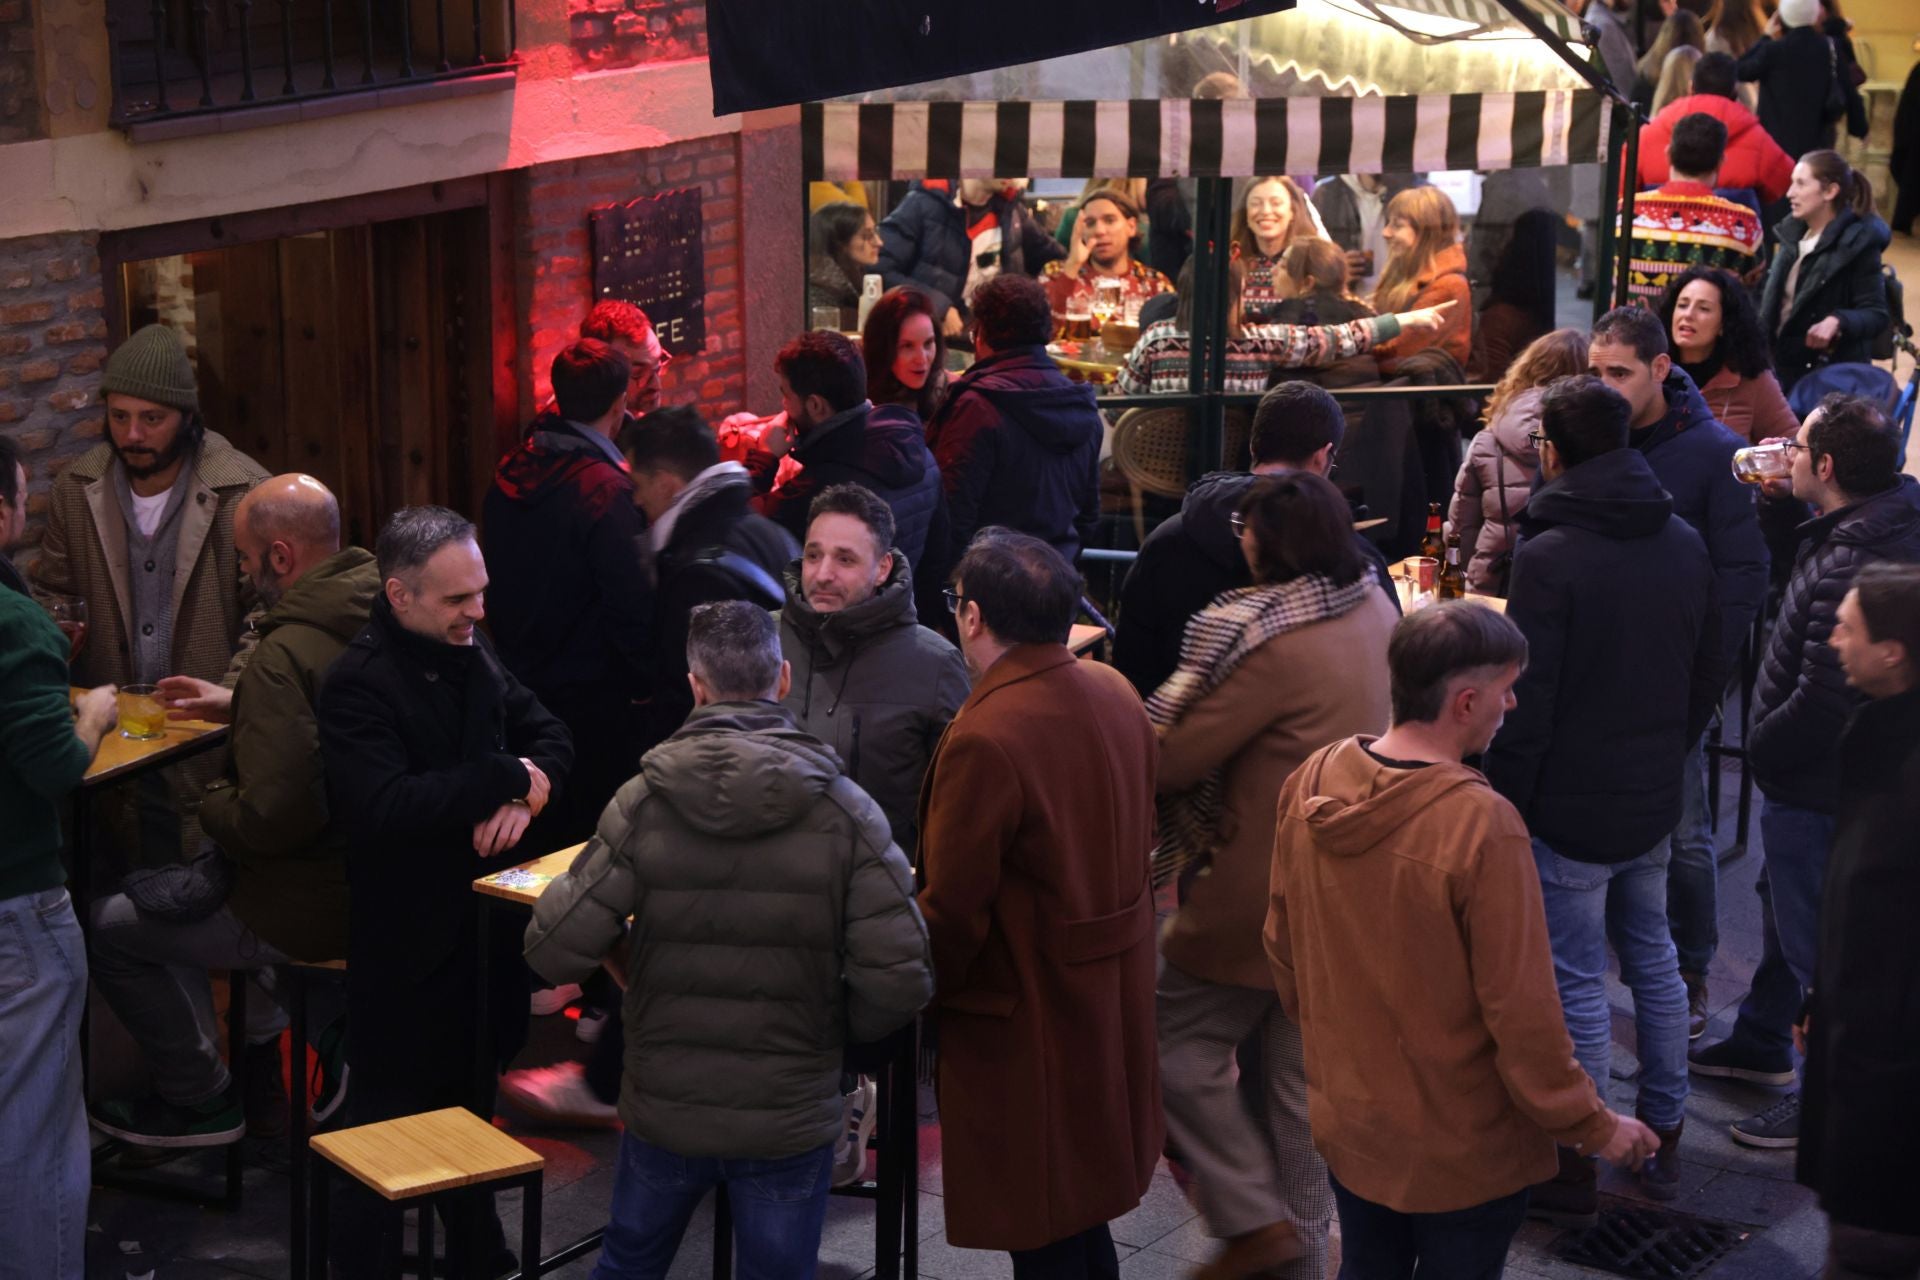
left=876, top=180, right=1065, bottom=333
left=1691, top=396, right=1920, bottom=1150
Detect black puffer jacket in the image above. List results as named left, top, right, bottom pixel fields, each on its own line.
left=875, top=183, right=1065, bottom=326
left=749, top=402, right=948, bottom=574
left=1486, top=448, right=1719, bottom=863
left=523, top=702, right=933, bottom=1159
left=928, top=346, right=1102, bottom=565
left=1750, top=477, right=1920, bottom=811
left=779, top=554, right=970, bottom=856
left=1113, top=471, right=1396, bottom=697
left=1758, top=209, right=1891, bottom=393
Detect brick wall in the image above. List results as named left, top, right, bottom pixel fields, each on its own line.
left=569, top=0, right=706, bottom=72
left=517, top=133, right=745, bottom=425
left=0, top=0, right=44, bottom=142
left=0, top=231, right=110, bottom=572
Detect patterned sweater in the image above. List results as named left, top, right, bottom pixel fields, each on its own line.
left=1115, top=314, right=1401, bottom=396
left=1625, top=182, right=1762, bottom=305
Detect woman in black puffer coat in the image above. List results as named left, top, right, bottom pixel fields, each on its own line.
left=1758, top=151, right=1890, bottom=393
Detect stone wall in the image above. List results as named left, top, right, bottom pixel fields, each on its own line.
left=517, top=132, right=744, bottom=424
left=0, top=230, right=109, bottom=570
left=569, top=0, right=706, bottom=73
left=0, top=0, right=43, bottom=142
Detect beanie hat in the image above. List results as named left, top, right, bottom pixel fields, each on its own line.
left=1776, top=0, right=1817, bottom=29
left=101, top=324, right=200, bottom=415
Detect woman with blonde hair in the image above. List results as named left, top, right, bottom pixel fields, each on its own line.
left=1652, top=45, right=1705, bottom=115
left=1369, top=186, right=1471, bottom=370
left=1232, top=176, right=1328, bottom=323
left=1445, top=329, right=1589, bottom=594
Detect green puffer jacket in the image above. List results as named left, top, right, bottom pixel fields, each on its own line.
left=523, top=701, right=933, bottom=1159
left=779, top=554, right=970, bottom=857
left=202, top=547, right=379, bottom=961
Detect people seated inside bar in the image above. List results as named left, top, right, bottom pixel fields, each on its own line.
left=1041, top=185, right=1174, bottom=317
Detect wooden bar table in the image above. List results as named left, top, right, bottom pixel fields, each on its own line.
left=473, top=844, right=921, bottom=1280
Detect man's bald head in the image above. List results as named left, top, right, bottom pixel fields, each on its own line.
left=235, top=474, right=342, bottom=606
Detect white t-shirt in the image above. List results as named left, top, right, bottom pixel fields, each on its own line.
left=130, top=487, right=171, bottom=538
left=1781, top=229, right=1825, bottom=326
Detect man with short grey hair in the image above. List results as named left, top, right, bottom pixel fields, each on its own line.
left=526, top=599, right=932, bottom=1277
left=319, top=504, right=572, bottom=1276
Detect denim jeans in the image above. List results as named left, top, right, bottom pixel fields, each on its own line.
left=592, top=1134, right=834, bottom=1280
left=1667, top=735, right=1718, bottom=978
left=0, top=888, right=90, bottom=1280
left=1330, top=1175, right=1528, bottom=1280
left=1532, top=840, right=1690, bottom=1130
left=1728, top=799, right=1836, bottom=1061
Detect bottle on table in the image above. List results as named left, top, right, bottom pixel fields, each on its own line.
left=1439, top=532, right=1468, bottom=600
left=857, top=273, right=884, bottom=331
left=1419, top=503, right=1445, bottom=562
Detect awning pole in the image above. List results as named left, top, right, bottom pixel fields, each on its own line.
left=1594, top=102, right=1627, bottom=324
left=1615, top=112, right=1642, bottom=310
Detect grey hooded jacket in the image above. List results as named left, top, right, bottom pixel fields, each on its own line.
left=523, top=701, right=933, bottom=1159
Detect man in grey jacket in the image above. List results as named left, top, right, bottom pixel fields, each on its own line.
left=524, top=600, right=933, bottom=1277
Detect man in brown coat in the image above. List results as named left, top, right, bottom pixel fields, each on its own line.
left=33, top=323, right=267, bottom=861
left=1265, top=603, right=1657, bottom=1275
left=917, top=528, right=1162, bottom=1277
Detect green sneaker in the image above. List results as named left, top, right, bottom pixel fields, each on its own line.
left=91, top=1088, right=245, bottom=1148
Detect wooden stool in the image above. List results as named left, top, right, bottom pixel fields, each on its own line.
left=286, top=958, right=347, bottom=1280
left=306, top=1107, right=544, bottom=1278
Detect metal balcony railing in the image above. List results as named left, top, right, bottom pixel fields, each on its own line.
left=108, top=0, right=516, bottom=134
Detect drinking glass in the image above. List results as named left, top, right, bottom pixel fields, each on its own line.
left=1065, top=291, right=1094, bottom=342
left=37, top=593, right=88, bottom=664
left=117, top=684, right=167, bottom=741
left=1731, top=442, right=1792, bottom=485
left=811, top=305, right=843, bottom=332
left=1411, top=557, right=1440, bottom=596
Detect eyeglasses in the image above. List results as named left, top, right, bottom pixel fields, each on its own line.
left=942, top=588, right=969, bottom=615
left=1780, top=440, right=1812, bottom=454
left=1527, top=431, right=1548, bottom=447
left=1229, top=512, right=1248, bottom=537
left=855, top=226, right=882, bottom=245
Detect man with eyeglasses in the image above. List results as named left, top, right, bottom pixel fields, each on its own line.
left=582, top=299, right=674, bottom=417
left=1114, top=382, right=1397, bottom=697
left=1692, top=395, right=1920, bottom=1152
left=1484, top=374, right=1719, bottom=1221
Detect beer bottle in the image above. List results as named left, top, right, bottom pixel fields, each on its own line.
left=1419, top=503, right=1445, bottom=561
left=1439, top=532, right=1468, bottom=600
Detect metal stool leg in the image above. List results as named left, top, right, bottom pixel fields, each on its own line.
left=226, top=970, right=247, bottom=1209
left=418, top=1198, right=436, bottom=1279
left=518, top=1172, right=543, bottom=1279
left=309, top=1156, right=332, bottom=1277
left=291, top=966, right=310, bottom=1280
left=712, top=1182, right=732, bottom=1279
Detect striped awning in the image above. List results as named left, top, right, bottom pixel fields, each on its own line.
left=801, top=92, right=1610, bottom=180
left=1327, top=0, right=1585, bottom=44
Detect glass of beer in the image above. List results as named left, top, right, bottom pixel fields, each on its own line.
left=1732, top=442, right=1793, bottom=485
left=1411, top=556, right=1440, bottom=595
left=36, top=593, right=88, bottom=664
left=116, top=684, right=167, bottom=740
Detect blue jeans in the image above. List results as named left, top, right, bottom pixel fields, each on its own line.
left=1729, top=799, right=1836, bottom=1061
left=1532, top=841, right=1690, bottom=1130
left=592, top=1134, right=834, bottom=1280
left=0, top=888, right=90, bottom=1280
left=1330, top=1175, right=1528, bottom=1280
left=1667, top=735, right=1718, bottom=978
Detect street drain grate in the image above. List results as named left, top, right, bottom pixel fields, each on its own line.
left=1551, top=1199, right=1751, bottom=1279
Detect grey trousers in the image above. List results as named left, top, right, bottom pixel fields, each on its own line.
left=88, top=894, right=335, bottom=1107
left=1157, top=960, right=1330, bottom=1280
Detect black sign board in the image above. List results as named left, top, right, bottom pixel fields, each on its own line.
left=590, top=187, right=706, bottom=357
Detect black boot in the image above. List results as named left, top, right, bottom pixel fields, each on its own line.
left=1640, top=1114, right=1684, bottom=1201
left=1527, top=1144, right=1599, bottom=1228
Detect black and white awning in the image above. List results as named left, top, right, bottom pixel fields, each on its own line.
left=801, top=92, right=1610, bottom=180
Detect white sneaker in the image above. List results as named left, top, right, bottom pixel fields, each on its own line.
left=497, top=1062, right=620, bottom=1130
left=575, top=1007, right=609, bottom=1044
left=831, top=1078, right=879, bottom=1187
left=530, top=982, right=583, bottom=1016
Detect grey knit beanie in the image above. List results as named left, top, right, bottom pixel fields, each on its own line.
left=101, top=324, right=200, bottom=415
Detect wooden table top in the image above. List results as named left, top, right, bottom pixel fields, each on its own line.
left=308, top=1106, right=543, bottom=1200
left=473, top=842, right=588, bottom=906
left=76, top=689, right=228, bottom=787
left=1069, top=624, right=1107, bottom=657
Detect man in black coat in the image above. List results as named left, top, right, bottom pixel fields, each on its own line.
left=318, top=505, right=572, bottom=1275
left=1799, top=562, right=1920, bottom=1275
left=483, top=339, right=652, bottom=846
left=1485, top=376, right=1718, bottom=1217
left=875, top=179, right=1065, bottom=335
left=1691, top=396, right=1920, bottom=1151
left=1113, top=382, right=1396, bottom=697
left=927, top=273, right=1102, bottom=571
left=748, top=330, right=947, bottom=574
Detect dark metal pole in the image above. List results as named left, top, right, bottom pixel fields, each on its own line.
left=1616, top=108, right=1643, bottom=309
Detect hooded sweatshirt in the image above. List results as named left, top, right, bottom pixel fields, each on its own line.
left=523, top=702, right=933, bottom=1159
left=203, top=547, right=379, bottom=961
left=929, top=346, right=1103, bottom=563
left=1485, top=449, right=1719, bottom=862
left=1265, top=737, right=1614, bottom=1214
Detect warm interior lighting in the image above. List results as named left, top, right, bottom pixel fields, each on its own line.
left=1318, top=0, right=1540, bottom=41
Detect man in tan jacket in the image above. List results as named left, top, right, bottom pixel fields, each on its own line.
left=1265, top=603, right=1657, bottom=1275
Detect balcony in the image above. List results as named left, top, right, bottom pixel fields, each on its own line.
left=107, top=0, right=517, bottom=142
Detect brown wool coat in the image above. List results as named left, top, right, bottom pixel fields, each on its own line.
left=1157, top=591, right=1397, bottom=990
left=916, top=644, right=1163, bottom=1251
left=34, top=432, right=268, bottom=859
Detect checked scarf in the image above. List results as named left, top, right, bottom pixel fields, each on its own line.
left=1145, top=572, right=1374, bottom=887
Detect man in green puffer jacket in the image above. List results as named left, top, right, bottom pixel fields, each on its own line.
left=525, top=600, right=932, bottom=1277
left=89, top=475, right=377, bottom=1149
